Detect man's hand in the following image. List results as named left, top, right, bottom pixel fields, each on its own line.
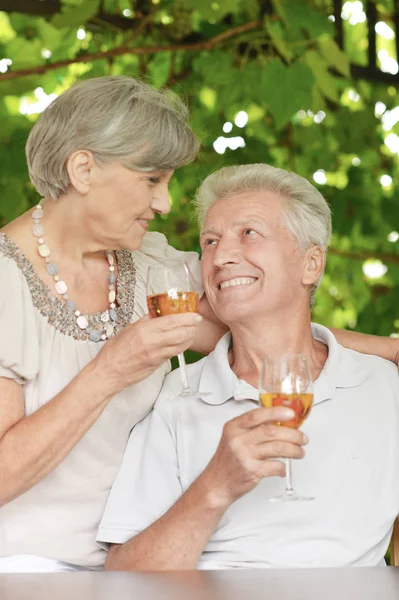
left=199, top=406, right=308, bottom=509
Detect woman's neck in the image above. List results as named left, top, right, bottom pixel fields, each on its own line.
left=39, top=196, right=105, bottom=267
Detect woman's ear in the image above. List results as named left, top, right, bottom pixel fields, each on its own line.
left=66, top=150, right=95, bottom=195
left=302, top=245, right=325, bottom=286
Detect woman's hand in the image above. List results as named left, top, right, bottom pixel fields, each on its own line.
left=95, top=313, right=202, bottom=395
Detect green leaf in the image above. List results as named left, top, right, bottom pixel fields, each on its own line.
left=37, top=19, right=69, bottom=53
left=264, top=18, right=293, bottom=62
left=5, top=37, right=42, bottom=69
left=185, top=0, right=240, bottom=22
left=304, top=50, right=339, bottom=103
left=192, top=52, right=235, bottom=86
left=0, top=13, right=16, bottom=43
left=148, top=53, right=172, bottom=88
left=271, top=0, right=288, bottom=23
left=0, top=75, right=43, bottom=98
left=0, top=178, right=29, bottom=222
left=51, top=0, right=100, bottom=29
left=61, top=0, right=87, bottom=7
left=198, top=87, right=217, bottom=111
left=311, top=87, right=326, bottom=112
left=319, top=37, right=351, bottom=78
left=240, top=0, right=260, bottom=19
left=278, top=0, right=333, bottom=38
left=261, top=59, right=314, bottom=129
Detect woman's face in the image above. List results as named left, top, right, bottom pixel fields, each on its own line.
left=85, top=161, right=174, bottom=251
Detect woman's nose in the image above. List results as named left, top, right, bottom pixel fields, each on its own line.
left=152, top=188, right=171, bottom=215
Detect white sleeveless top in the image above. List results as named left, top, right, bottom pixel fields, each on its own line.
left=0, top=231, right=202, bottom=570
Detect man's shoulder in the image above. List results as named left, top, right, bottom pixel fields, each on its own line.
left=341, top=345, right=398, bottom=385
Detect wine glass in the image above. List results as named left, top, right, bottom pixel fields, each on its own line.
left=147, top=261, right=199, bottom=397
left=259, top=354, right=314, bottom=502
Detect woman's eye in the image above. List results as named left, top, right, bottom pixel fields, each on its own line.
left=148, top=177, right=160, bottom=185
left=204, top=238, right=216, bottom=246
left=243, top=228, right=256, bottom=236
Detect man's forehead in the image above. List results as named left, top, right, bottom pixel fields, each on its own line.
left=202, top=190, right=283, bottom=232
left=201, top=216, right=265, bottom=236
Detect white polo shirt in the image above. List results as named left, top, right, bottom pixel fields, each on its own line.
left=97, top=325, right=399, bottom=569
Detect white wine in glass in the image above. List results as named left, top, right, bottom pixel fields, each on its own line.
left=259, top=354, right=314, bottom=502
left=147, top=261, right=199, bottom=396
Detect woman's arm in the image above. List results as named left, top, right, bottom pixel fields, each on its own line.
left=331, top=328, right=399, bottom=367
left=0, top=363, right=112, bottom=506
left=0, top=313, right=200, bottom=506
left=192, top=297, right=399, bottom=366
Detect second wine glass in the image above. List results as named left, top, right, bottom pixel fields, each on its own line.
left=147, top=260, right=199, bottom=397
left=259, top=354, right=314, bottom=502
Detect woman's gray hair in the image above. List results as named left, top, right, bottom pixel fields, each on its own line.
left=26, top=76, right=200, bottom=199
left=194, top=163, right=332, bottom=305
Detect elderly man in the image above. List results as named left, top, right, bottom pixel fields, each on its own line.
left=97, top=164, right=399, bottom=570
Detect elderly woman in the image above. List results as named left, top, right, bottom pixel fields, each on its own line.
left=0, top=75, right=224, bottom=573
left=0, top=76, right=396, bottom=573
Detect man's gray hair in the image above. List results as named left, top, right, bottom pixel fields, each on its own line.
left=194, top=163, right=332, bottom=304
left=26, top=76, right=200, bottom=199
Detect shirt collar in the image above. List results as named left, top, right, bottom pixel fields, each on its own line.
left=198, top=325, right=370, bottom=407
left=310, top=323, right=370, bottom=405
left=198, top=333, right=259, bottom=405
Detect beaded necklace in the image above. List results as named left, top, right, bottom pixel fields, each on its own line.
left=31, top=202, right=118, bottom=342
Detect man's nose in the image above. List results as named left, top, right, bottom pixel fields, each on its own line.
left=213, top=239, right=241, bottom=268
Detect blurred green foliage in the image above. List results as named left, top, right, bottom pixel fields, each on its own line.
left=0, top=0, right=398, bottom=339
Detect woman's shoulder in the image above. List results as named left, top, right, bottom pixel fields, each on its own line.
left=0, top=232, right=39, bottom=323
left=135, top=230, right=196, bottom=259
left=135, top=230, right=177, bottom=258
left=0, top=233, right=40, bottom=384
left=133, top=231, right=203, bottom=294
left=0, top=233, right=33, bottom=294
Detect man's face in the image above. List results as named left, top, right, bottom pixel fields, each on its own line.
left=200, top=190, right=311, bottom=326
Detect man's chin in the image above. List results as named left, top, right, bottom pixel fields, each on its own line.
left=214, top=307, right=252, bottom=328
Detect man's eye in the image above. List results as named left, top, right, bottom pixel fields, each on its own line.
left=204, top=238, right=216, bottom=246
left=148, top=177, right=160, bottom=184
left=243, top=228, right=256, bottom=236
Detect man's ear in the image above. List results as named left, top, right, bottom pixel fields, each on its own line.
left=302, top=245, right=325, bottom=286
left=66, top=150, right=95, bottom=195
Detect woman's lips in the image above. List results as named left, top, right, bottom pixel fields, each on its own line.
left=137, top=219, right=149, bottom=230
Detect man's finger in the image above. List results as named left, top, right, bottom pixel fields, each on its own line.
left=235, top=407, right=296, bottom=430
left=248, top=423, right=308, bottom=446
left=256, top=440, right=305, bottom=460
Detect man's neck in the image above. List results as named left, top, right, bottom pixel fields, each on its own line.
left=228, top=310, right=328, bottom=388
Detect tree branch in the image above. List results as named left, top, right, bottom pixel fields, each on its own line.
left=393, top=0, right=399, bottom=65
left=333, top=0, right=344, bottom=49
left=329, top=248, right=399, bottom=264
left=0, top=0, right=139, bottom=32
left=351, top=64, right=399, bottom=83
left=0, top=0, right=61, bottom=17
left=0, top=20, right=262, bottom=82
left=366, top=0, right=377, bottom=69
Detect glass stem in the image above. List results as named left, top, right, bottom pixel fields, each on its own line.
left=285, top=458, right=294, bottom=496
left=177, top=353, right=191, bottom=394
